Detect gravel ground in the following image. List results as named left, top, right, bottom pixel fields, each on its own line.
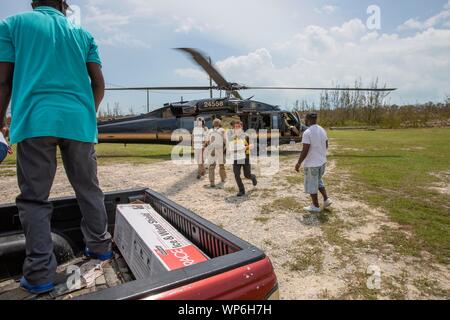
left=0, top=143, right=449, bottom=299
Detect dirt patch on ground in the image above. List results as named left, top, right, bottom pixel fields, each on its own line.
left=0, top=144, right=449, bottom=299
left=429, top=171, right=450, bottom=196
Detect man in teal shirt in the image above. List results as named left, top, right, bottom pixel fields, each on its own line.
left=0, top=0, right=112, bottom=294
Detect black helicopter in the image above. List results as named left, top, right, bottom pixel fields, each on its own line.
left=98, top=48, right=396, bottom=145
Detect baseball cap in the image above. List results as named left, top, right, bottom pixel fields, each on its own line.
left=306, top=113, right=318, bottom=119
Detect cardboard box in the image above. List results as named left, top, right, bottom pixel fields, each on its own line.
left=114, top=204, right=209, bottom=280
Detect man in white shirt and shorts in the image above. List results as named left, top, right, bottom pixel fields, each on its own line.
left=295, top=113, right=332, bottom=213
left=193, top=117, right=208, bottom=179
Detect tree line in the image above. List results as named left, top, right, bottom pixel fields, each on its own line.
left=292, top=80, right=450, bottom=128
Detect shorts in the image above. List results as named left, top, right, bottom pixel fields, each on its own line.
left=304, top=164, right=326, bottom=194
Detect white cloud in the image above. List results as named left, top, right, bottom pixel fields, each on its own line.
left=315, top=5, right=338, bottom=15
left=399, top=18, right=424, bottom=30
left=84, top=2, right=150, bottom=48
left=175, top=19, right=450, bottom=103
left=173, top=16, right=211, bottom=34
left=174, top=68, right=208, bottom=80
left=85, top=5, right=131, bottom=32
left=217, top=49, right=274, bottom=73
left=96, top=33, right=151, bottom=49
left=330, top=19, right=367, bottom=40
left=81, top=0, right=450, bottom=103
left=83, top=0, right=302, bottom=49
left=398, top=2, right=450, bottom=30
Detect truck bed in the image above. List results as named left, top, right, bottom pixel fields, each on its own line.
left=0, top=189, right=277, bottom=300
left=0, top=252, right=134, bottom=300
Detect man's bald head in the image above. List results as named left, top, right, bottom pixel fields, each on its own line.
left=305, top=113, right=318, bottom=126
left=32, top=0, right=69, bottom=15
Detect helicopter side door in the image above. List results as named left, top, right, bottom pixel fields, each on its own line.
left=157, top=118, right=178, bottom=142
left=270, top=113, right=281, bottom=142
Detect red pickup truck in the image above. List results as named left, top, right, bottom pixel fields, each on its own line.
left=0, top=188, right=279, bottom=300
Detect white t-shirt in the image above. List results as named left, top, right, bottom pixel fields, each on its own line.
left=0, top=132, right=7, bottom=146
left=301, top=125, right=328, bottom=168
left=192, top=126, right=208, bottom=150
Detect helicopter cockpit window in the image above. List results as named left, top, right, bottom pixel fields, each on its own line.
left=202, top=115, right=213, bottom=129
left=149, top=109, right=163, bottom=118
left=272, top=115, right=279, bottom=130
left=179, top=117, right=195, bottom=131
left=261, top=115, right=271, bottom=129
left=285, top=113, right=297, bottom=126
left=163, top=108, right=174, bottom=119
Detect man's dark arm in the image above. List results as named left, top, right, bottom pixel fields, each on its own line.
left=0, top=62, right=14, bottom=135
left=87, top=62, right=105, bottom=112
left=297, top=144, right=311, bottom=165
left=295, top=143, right=310, bottom=172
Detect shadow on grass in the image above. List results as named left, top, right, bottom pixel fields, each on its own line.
left=224, top=189, right=256, bottom=204
left=296, top=210, right=331, bottom=226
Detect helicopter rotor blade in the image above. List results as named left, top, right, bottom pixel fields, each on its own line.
left=106, top=86, right=216, bottom=91
left=176, top=48, right=230, bottom=90
left=231, top=90, right=243, bottom=100
left=242, top=86, right=397, bottom=92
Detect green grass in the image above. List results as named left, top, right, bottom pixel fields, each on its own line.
left=261, top=196, right=304, bottom=214
left=413, top=277, right=450, bottom=298
left=328, top=128, right=450, bottom=263
left=1, top=143, right=179, bottom=166
left=283, top=238, right=324, bottom=272
left=286, top=175, right=303, bottom=185
left=254, top=216, right=271, bottom=224
left=95, top=144, right=179, bottom=165
left=0, top=168, right=15, bottom=177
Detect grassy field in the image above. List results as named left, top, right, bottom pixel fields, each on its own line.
left=95, top=144, right=177, bottom=165
left=328, top=128, right=450, bottom=264
left=1, top=129, right=449, bottom=265
left=0, top=143, right=177, bottom=167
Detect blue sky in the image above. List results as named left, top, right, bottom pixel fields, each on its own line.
left=1, top=0, right=450, bottom=114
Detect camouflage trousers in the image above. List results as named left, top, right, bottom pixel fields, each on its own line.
left=209, top=163, right=226, bottom=186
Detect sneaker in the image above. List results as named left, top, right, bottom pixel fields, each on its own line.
left=251, top=176, right=258, bottom=187
left=303, top=205, right=321, bottom=213
left=324, top=198, right=333, bottom=208
left=20, top=277, right=54, bottom=294
left=85, top=248, right=114, bottom=261
left=237, top=191, right=246, bottom=197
